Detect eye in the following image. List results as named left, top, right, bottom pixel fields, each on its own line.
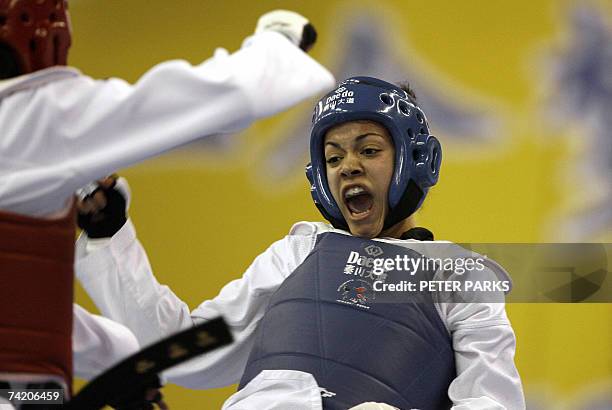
left=326, top=156, right=342, bottom=164
left=362, top=148, right=380, bottom=156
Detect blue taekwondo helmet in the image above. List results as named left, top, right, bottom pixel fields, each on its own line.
left=306, top=76, right=442, bottom=231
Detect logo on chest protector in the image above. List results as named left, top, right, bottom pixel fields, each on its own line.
left=364, top=244, right=384, bottom=257
left=336, top=279, right=374, bottom=309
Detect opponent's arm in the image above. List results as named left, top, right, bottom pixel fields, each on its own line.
left=72, top=304, right=140, bottom=381
left=0, top=11, right=334, bottom=217
left=75, top=177, right=198, bottom=343
left=75, top=178, right=309, bottom=389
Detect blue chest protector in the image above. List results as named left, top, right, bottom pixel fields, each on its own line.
left=239, top=232, right=455, bottom=410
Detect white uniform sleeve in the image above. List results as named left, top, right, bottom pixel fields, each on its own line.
left=75, top=219, right=315, bottom=389
left=433, top=257, right=525, bottom=410
left=0, top=31, right=334, bottom=216
left=72, top=304, right=140, bottom=381
left=442, top=302, right=525, bottom=410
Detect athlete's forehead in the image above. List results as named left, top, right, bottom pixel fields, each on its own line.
left=323, top=120, right=392, bottom=147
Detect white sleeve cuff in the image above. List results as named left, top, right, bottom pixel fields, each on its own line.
left=75, top=218, right=138, bottom=283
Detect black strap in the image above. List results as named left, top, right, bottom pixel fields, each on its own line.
left=400, top=227, right=434, bottom=241
left=64, top=317, right=232, bottom=410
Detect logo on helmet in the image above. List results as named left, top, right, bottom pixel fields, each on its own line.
left=314, top=85, right=357, bottom=121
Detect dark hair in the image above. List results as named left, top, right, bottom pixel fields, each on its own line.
left=398, top=81, right=418, bottom=106
left=0, top=43, right=21, bottom=79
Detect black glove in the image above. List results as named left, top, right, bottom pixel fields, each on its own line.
left=299, top=23, right=317, bottom=52
left=77, top=176, right=128, bottom=238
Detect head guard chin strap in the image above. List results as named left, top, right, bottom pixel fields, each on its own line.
left=0, top=0, right=71, bottom=76
left=306, top=76, right=442, bottom=231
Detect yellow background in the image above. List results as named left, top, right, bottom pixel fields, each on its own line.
left=69, top=1, right=612, bottom=408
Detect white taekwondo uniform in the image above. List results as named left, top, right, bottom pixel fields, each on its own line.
left=76, top=219, right=525, bottom=409
left=0, top=31, right=334, bottom=380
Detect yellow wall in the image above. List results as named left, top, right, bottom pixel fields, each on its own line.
left=70, top=1, right=612, bottom=408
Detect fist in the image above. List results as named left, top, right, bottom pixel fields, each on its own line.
left=76, top=175, right=130, bottom=238
left=255, top=10, right=317, bottom=52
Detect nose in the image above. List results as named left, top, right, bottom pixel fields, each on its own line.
left=340, top=154, right=364, bottom=178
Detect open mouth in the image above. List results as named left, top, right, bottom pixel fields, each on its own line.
left=343, top=186, right=374, bottom=218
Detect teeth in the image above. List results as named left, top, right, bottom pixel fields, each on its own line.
left=345, top=186, right=366, bottom=199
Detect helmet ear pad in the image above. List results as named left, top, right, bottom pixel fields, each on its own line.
left=384, top=133, right=441, bottom=229
left=412, top=134, right=442, bottom=189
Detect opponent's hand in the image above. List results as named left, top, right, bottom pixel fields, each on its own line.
left=76, top=175, right=130, bottom=239
left=348, top=403, right=400, bottom=410
left=255, top=10, right=317, bottom=52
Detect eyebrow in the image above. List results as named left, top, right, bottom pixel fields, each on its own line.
left=325, top=133, right=385, bottom=148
